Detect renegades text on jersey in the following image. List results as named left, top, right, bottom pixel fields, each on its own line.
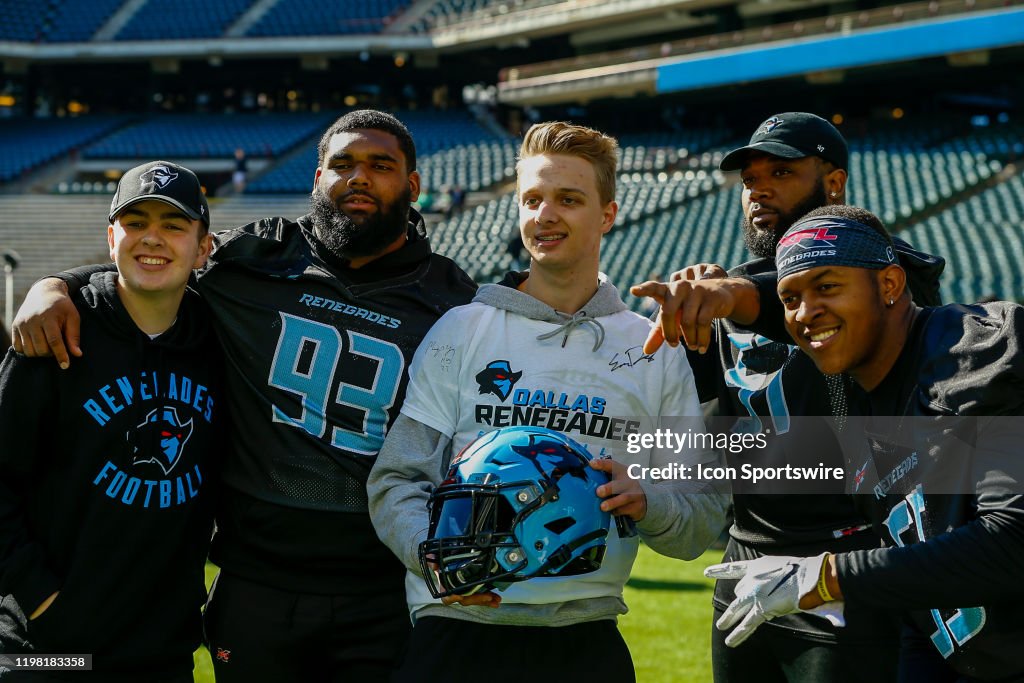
left=201, top=211, right=476, bottom=594
left=58, top=210, right=476, bottom=595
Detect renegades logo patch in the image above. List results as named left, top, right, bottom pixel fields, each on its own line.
left=475, top=360, right=522, bottom=400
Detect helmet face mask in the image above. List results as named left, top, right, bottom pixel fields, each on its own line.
left=418, top=427, right=613, bottom=599
left=422, top=484, right=528, bottom=597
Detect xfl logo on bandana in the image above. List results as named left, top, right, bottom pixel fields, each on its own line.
left=776, top=227, right=840, bottom=271
left=777, top=227, right=839, bottom=249
left=475, top=360, right=522, bottom=400
left=759, top=116, right=782, bottom=134
left=140, top=165, right=178, bottom=190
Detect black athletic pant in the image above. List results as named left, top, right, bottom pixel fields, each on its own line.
left=392, top=616, right=635, bottom=683
left=897, top=624, right=964, bottom=683
left=711, top=604, right=900, bottom=683
left=203, top=571, right=410, bottom=683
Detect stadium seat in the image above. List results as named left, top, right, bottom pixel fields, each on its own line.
left=115, top=0, right=255, bottom=40
left=248, top=0, right=412, bottom=36
left=0, top=115, right=131, bottom=183
left=900, top=171, right=1024, bottom=303
left=83, top=113, right=334, bottom=159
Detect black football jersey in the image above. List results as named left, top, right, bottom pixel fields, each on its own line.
left=700, top=246, right=942, bottom=643
left=199, top=214, right=476, bottom=514
left=693, top=257, right=874, bottom=549
left=198, top=214, right=476, bottom=592
left=838, top=304, right=1024, bottom=681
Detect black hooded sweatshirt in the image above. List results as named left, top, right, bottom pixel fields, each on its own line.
left=0, top=272, right=223, bottom=679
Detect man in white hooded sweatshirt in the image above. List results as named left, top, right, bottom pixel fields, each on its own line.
left=368, top=121, right=729, bottom=683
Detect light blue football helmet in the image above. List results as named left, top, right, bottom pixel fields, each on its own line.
left=419, top=426, right=615, bottom=598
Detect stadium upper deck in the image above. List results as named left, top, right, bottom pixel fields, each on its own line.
left=0, top=0, right=1022, bottom=314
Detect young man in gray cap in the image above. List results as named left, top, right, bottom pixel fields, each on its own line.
left=634, top=113, right=946, bottom=681
left=0, top=161, right=222, bottom=682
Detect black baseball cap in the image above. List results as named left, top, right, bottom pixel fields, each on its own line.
left=719, top=112, right=848, bottom=171
left=109, top=160, right=210, bottom=226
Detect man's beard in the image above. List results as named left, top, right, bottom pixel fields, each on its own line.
left=310, top=187, right=411, bottom=261
left=742, top=179, right=829, bottom=259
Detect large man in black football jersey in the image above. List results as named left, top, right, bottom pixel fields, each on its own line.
left=11, top=110, right=477, bottom=683
left=710, top=204, right=1024, bottom=682
left=634, top=113, right=944, bottom=682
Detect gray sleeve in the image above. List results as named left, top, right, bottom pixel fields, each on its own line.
left=367, top=414, right=452, bottom=577
left=636, top=480, right=730, bottom=560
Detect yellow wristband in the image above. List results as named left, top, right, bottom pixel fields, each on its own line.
left=816, top=553, right=835, bottom=603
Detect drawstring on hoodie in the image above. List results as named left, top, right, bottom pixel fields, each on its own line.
left=536, top=310, right=606, bottom=352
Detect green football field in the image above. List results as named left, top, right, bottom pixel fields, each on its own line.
left=193, top=546, right=719, bottom=682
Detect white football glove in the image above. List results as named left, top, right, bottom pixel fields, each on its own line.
left=704, top=553, right=845, bottom=647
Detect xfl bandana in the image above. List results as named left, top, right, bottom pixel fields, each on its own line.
left=776, top=215, right=897, bottom=280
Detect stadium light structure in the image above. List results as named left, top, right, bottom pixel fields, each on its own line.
left=2, top=248, right=20, bottom=330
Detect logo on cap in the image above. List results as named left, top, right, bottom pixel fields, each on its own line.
left=759, top=117, right=782, bottom=135
left=140, top=165, right=178, bottom=190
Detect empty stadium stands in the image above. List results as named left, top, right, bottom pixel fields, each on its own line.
left=0, top=115, right=131, bottom=183
left=900, top=170, right=1024, bottom=303
left=0, top=0, right=50, bottom=42
left=847, top=149, right=1002, bottom=226
left=600, top=187, right=746, bottom=308
left=115, top=0, right=254, bottom=40
left=83, top=113, right=333, bottom=159
left=2, top=112, right=1022, bottom=310
left=617, top=130, right=733, bottom=173
left=409, top=0, right=502, bottom=33
left=46, top=0, right=124, bottom=42
left=247, top=0, right=412, bottom=36
left=936, top=122, right=1024, bottom=161
left=0, top=0, right=121, bottom=42
left=429, top=192, right=516, bottom=279
left=416, top=142, right=517, bottom=193
left=0, top=195, right=116, bottom=312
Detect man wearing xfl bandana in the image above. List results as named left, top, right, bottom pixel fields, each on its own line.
left=709, top=204, right=1024, bottom=682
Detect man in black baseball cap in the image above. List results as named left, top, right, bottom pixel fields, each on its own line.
left=722, top=112, right=849, bottom=260
left=632, top=112, right=945, bottom=682
left=720, top=112, right=849, bottom=172
left=0, top=157, right=220, bottom=681
left=109, top=160, right=210, bottom=227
